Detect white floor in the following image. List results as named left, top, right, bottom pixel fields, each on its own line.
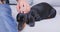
left=10, top=5, right=60, bottom=32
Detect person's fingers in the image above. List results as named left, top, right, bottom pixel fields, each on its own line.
left=16, top=2, right=24, bottom=13
left=16, top=3, right=20, bottom=12
left=16, top=0, right=31, bottom=13
left=19, top=2, right=25, bottom=13
left=23, top=3, right=31, bottom=13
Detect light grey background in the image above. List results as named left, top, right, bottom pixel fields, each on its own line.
left=9, top=0, right=60, bottom=6
left=33, top=0, right=60, bottom=6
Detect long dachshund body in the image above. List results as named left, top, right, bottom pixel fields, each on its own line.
left=16, top=2, right=56, bottom=31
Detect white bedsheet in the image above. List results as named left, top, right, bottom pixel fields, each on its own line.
left=10, top=5, right=60, bottom=32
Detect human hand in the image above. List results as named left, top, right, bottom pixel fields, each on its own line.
left=16, top=0, right=31, bottom=14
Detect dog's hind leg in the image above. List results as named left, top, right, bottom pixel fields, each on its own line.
left=48, top=9, right=56, bottom=18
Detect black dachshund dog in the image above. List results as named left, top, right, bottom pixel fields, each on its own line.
left=16, top=2, right=56, bottom=31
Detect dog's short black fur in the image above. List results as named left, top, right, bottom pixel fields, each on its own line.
left=30, top=2, right=56, bottom=21
left=16, top=2, right=56, bottom=31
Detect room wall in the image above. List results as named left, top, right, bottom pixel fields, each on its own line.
left=9, top=0, right=60, bottom=6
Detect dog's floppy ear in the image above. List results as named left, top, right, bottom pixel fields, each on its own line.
left=16, top=13, right=20, bottom=22
left=26, top=14, right=35, bottom=27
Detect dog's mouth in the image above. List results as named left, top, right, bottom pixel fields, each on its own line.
left=18, top=22, right=26, bottom=31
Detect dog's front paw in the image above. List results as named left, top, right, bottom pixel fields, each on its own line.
left=29, top=22, right=35, bottom=27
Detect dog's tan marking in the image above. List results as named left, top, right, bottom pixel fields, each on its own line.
left=22, top=22, right=26, bottom=29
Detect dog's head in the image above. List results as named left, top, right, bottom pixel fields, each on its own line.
left=17, top=12, right=35, bottom=31
left=17, top=13, right=27, bottom=31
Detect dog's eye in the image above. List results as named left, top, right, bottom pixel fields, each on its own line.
left=18, top=18, right=20, bottom=20
left=17, top=18, right=20, bottom=22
